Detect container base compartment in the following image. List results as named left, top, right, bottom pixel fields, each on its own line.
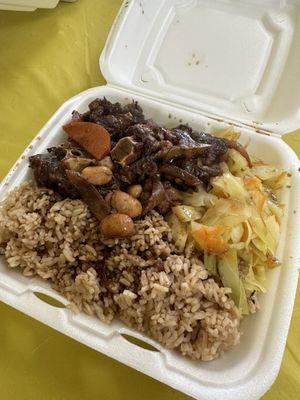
left=0, top=84, right=299, bottom=400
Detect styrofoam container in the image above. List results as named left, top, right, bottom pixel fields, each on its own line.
left=0, top=1, right=299, bottom=399
left=0, top=0, right=76, bottom=11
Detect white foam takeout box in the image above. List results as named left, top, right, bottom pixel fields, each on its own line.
left=0, top=0, right=76, bottom=12
left=0, top=1, right=300, bottom=399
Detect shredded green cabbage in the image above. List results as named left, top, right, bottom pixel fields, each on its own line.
left=201, top=198, right=251, bottom=227
left=172, top=205, right=203, bottom=222
left=250, top=165, right=287, bottom=189
left=227, top=148, right=249, bottom=176
left=181, top=186, right=217, bottom=207
left=211, top=172, right=249, bottom=203
left=244, top=265, right=266, bottom=293
left=167, top=147, right=285, bottom=314
left=218, top=249, right=249, bottom=315
left=230, top=224, right=244, bottom=243
left=204, top=253, right=217, bottom=275
left=166, top=213, right=187, bottom=252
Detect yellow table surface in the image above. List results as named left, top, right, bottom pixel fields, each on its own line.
left=0, top=1, right=299, bottom=399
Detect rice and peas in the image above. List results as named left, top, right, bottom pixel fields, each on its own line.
left=0, top=99, right=287, bottom=361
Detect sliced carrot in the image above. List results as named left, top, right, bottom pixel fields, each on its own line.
left=63, top=121, right=111, bottom=160
left=191, top=224, right=230, bottom=254
left=244, top=176, right=266, bottom=212
left=244, top=175, right=262, bottom=191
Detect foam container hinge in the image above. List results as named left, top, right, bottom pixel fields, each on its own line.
left=0, top=1, right=300, bottom=399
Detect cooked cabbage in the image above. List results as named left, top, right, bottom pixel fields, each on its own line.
left=181, top=186, right=217, bottom=207
left=211, top=172, right=249, bottom=203
left=249, top=205, right=280, bottom=256
left=254, top=264, right=267, bottom=283
left=266, top=200, right=284, bottom=222
left=184, top=234, right=195, bottom=258
left=241, top=220, right=253, bottom=248
left=243, top=175, right=266, bottom=212
left=166, top=213, right=188, bottom=252
left=244, top=265, right=266, bottom=293
left=252, top=237, right=268, bottom=255
left=263, top=215, right=280, bottom=255
left=166, top=148, right=285, bottom=314
left=230, top=224, right=244, bottom=243
left=172, top=205, right=203, bottom=223
left=218, top=249, right=249, bottom=315
left=201, top=199, right=251, bottom=227
left=204, top=253, right=217, bottom=275
left=250, top=165, right=287, bottom=189
left=227, top=148, right=249, bottom=176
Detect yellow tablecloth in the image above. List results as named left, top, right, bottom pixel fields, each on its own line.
left=0, top=1, right=299, bottom=399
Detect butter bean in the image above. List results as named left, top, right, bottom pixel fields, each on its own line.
left=110, top=191, right=142, bottom=218
left=100, top=213, right=134, bottom=237
left=82, top=166, right=112, bottom=185
left=127, top=184, right=142, bottom=199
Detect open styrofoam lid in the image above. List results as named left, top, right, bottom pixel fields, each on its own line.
left=100, top=0, right=300, bottom=135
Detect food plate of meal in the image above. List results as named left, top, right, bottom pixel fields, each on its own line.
left=0, top=1, right=299, bottom=399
